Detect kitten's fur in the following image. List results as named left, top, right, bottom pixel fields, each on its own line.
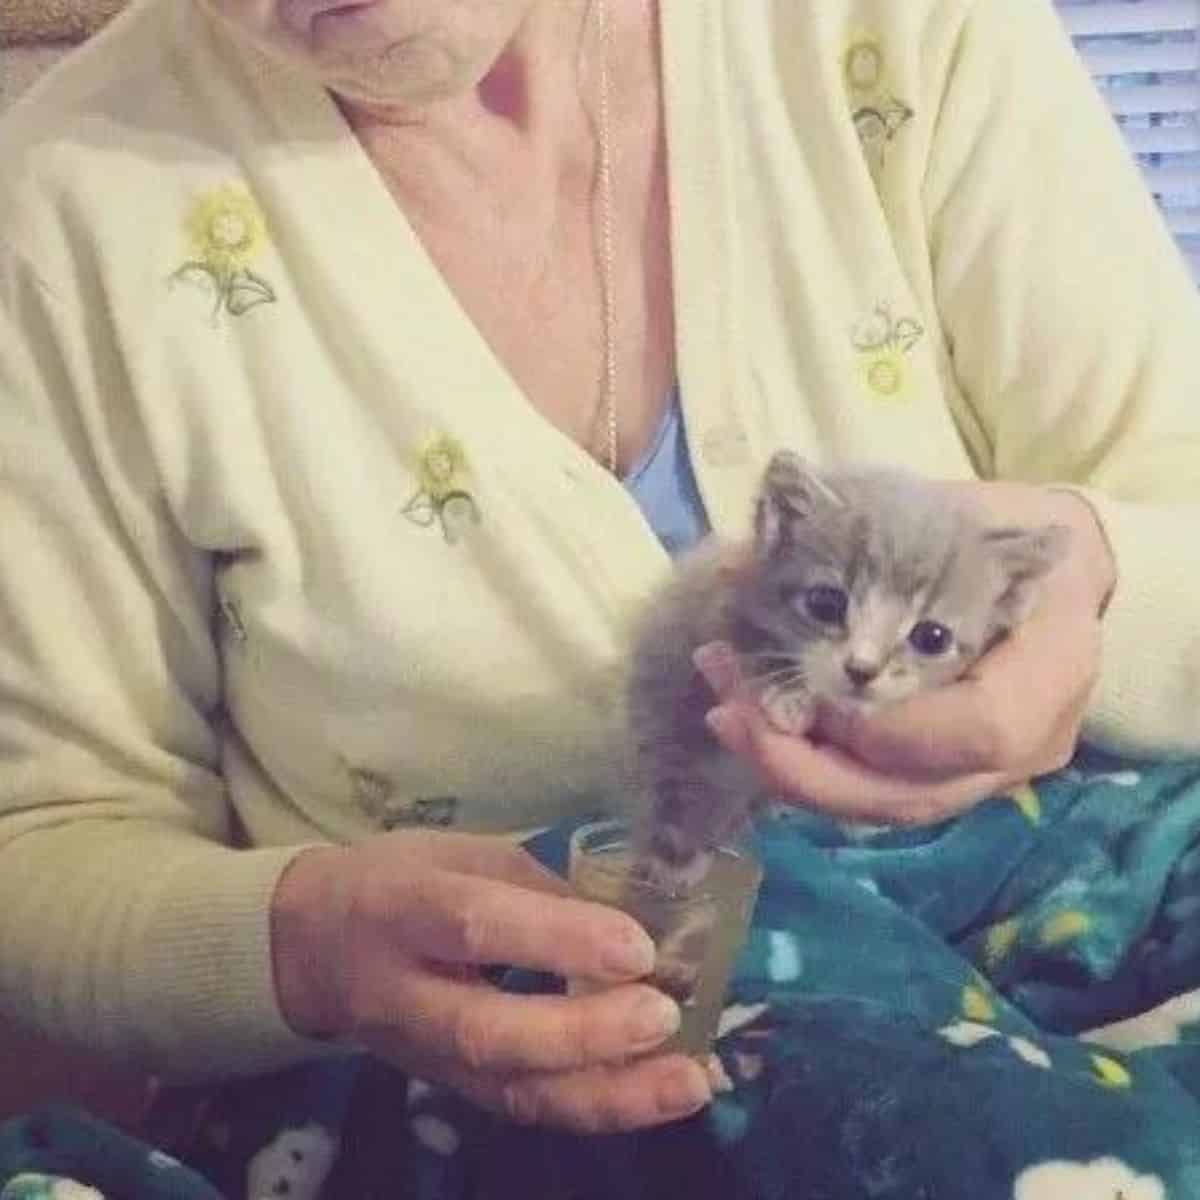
left=627, top=451, right=1069, bottom=893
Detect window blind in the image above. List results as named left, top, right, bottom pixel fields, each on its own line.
left=1055, top=0, right=1200, bottom=278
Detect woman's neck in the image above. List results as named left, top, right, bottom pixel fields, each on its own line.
left=339, top=2, right=591, bottom=139
left=339, top=0, right=656, bottom=227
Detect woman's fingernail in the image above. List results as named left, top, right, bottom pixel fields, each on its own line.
left=629, top=991, right=682, bottom=1045
left=656, top=1064, right=711, bottom=1116
left=705, top=706, right=736, bottom=740
left=603, top=926, right=657, bottom=978
left=693, top=643, right=735, bottom=693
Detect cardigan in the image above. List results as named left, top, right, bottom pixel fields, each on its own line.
left=1, top=0, right=1199, bottom=1078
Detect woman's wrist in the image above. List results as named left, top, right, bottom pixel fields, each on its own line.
left=938, top=478, right=1117, bottom=616
left=1044, top=487, right=1118, bottom=617
left=270, top=844, right=353, bottom=1040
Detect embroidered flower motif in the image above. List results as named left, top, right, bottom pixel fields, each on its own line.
left=841, top=32, right=914, bottom=169
left=217, top=596, right=249, bottom=644
left=843, top=36, right=885, bottom=93
left=852, top=303, right=925, bottom=400
left=403, top=433, right=482, bottom=544
left=170, top=185, right=277, bottom=320
left=417, top=434, right=469, bottom=494
left=863, top=348, right=908, bottom=397
left=349, top=765, right=459, bottom=829
left=852, top=99, right=915, bottom=162
left=185, top=186, right=267, bottom=272
left=1013, top=1156, right=1164, bottom=1200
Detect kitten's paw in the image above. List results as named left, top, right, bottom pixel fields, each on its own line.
left=653, top=904, right=718, bottom=1004
left=642, top=851, right=713, bottom=897
left=759, top=685, right=813, bottom=737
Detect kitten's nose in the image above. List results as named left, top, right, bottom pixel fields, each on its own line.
left=844, top=658, right=881, bottom=688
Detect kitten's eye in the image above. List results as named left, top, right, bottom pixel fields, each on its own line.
left=909, top=621, right=953, bottom=656
left=802, top=585, right=849, bottom=626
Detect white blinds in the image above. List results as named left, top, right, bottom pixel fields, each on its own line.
left=1056, top=0, right=1200, bottom=276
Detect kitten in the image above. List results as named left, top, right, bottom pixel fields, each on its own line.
left=626, top=450, right=1069, bottom=896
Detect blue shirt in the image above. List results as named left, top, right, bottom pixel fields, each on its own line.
left=622, top=387, right=710, bottom=557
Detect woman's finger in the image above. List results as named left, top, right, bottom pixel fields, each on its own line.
left=707, top=701, right=1007, bottom=824
left=373, top=974, right=683, bottom=1075
left=390, top=830, right=574, bottom=897
left=692, top=641, right=742, bottom=699
left=389, top=867, right=657, bottom=982
left=450, top=1053, right=712, bottom=1134
left=812, top=670, right=1034, bottom=780
left=812, top=608, right=1097, bottom=779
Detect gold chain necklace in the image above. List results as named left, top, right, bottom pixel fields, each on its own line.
left=592, top=0, right=619, bottom=474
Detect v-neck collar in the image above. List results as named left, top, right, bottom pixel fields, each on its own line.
left=190, top=0, right=752, bottom=534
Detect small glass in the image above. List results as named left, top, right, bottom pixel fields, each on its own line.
left=567, top=819, right=762, bottom=1058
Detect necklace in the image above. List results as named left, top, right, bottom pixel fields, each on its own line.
left=592, top=0, right=619, bottom=474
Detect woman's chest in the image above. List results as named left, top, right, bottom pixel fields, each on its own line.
left=155, top=342, right=677, bottom=833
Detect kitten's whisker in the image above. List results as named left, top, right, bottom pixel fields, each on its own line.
left=734, top=650, right=807, bottom=665
left=742, top=669, right=808, bottom=685
left=741, top=667, right=808, bottom=689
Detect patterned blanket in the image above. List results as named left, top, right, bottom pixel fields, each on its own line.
left=7, top=746, right=1200, bottom=1199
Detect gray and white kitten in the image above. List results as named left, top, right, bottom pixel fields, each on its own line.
left=627, top=450, right=1069, bottom=894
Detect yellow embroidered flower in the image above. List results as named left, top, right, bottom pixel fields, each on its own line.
left=1008, top=783, right=1042, bottom=826
left=1039, top=909, right=1092, bottom=948
left=962, top=983, right=996, bottom=1023
left=184, top=185, right=268, bottom=275
left=171, top=184, right=277, bottom=319
left=841, top=35, right=915, bottom=172
left=853, top=304, right=924, bottom=401
left=843, top=35, right=885, bottom=93
left=404, top=433, right=481, bottom=543
left=860, top=346, right=909, bottom=398
left=982, top=918, right=1022, bottom=970
left=417, top=434, right=470, bottom=498
left=1089, top=1053, right=1132, bottom=1089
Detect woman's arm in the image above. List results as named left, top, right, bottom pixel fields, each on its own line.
left=695, top=0, right=1200, bottom=822
left=0, top=238, right=323, bottom=1079
left=924, top=0, right=1200, bottom=756
left=0, top=241, right=710, bottom=1125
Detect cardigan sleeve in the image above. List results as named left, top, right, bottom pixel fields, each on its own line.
left=923, top=0, right=1200, bottom=756
left=0, top=240, right=331, bottom=1080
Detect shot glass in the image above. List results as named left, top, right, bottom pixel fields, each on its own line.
left=567, top=819, right=762, bottom=1058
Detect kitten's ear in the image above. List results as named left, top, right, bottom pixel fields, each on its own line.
left=753, top=451, right=842, bottom=556
left=984, top=523, right=1072, bottom=627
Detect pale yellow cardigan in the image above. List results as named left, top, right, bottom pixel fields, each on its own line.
left=1, top=0, right=1199, bottom=1079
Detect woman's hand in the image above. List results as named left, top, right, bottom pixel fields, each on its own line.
left=700, top=483, right=1117, bottom=825
left=270, top=830, right=711, bottom=1133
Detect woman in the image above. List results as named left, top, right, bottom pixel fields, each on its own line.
left=1, top=0, right=1199, bottom=1191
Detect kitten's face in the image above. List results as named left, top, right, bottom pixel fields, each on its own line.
left=732, top=453, right=1068, bottom=714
